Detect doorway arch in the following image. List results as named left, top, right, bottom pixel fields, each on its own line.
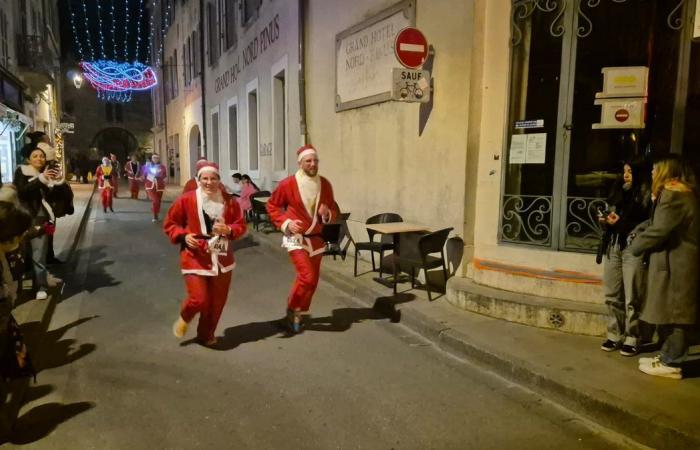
left=90, top=127, right=139, bottom=162
left=189, top=125, right=202, bottom=177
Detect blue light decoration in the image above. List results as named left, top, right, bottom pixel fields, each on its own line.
left=69, top=0, right=158, bottom=103
left=80, top=60, right=158, bottom=103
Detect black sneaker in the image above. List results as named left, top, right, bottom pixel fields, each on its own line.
left=600, top=339, right=621, bottom=352
left=619, top=344, right=639, bottom=356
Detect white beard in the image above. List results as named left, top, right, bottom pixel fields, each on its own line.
left=202, top=193, right=224, bottom=219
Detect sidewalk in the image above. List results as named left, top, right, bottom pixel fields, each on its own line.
left=252, top=228, right=700, bottom=449
left=0, top=182, right=95, bottom=440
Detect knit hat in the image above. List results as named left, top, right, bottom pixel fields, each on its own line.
left=297, top=145, right=317, bottom=162
left=197, top=161, right=220, bottom=178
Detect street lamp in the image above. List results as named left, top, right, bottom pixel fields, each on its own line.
left=73, top=74, right=83, bottom=89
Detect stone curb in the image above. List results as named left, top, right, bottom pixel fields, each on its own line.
left=0, top=184, right=96, bottom=442
left=251, top=229, right=699, bottom=449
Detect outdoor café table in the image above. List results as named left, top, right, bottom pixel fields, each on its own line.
left=364, top=222, right=430, bottom=288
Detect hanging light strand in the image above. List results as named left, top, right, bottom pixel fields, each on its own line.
left=146, top=1, right=156, bottom=64
left=135, top=0, right=145, bottom=62
left=109, top=0, right=117, bottom=60
left=159, top=0, right=172, bottom=66
left=67, top=0, right=85, bottom=60
left=79, top=0, right=95, bottom=61
left=124, top=0, right=131, bottom=61
left=96, top=1, right=107, bottom=59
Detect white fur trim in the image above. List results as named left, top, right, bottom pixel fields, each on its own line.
left=281, top=218, right=292, bottom=234
left=197, top=166, right=220, bottom=177
left=297, top=148, right=317, bottom=162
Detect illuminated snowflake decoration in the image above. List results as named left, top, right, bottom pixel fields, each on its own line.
left=79, top=60, right=158, bottom=103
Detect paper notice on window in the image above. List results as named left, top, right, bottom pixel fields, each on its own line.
left=525, top=133, right=547, bottom=164
left=509, top=135, right=527, bottom=164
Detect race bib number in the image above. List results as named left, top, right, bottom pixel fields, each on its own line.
left=208, top=236, right=229, bottom=256
left=146, top=174, right=155, bottom=182
left=282, top=234, right=303, bottom=249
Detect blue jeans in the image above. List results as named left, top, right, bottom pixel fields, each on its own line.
left=658, top=325, right=690, bottom=366
left=603, top=242, right=646, bottom=346
left=30, top=234, right=49, bottom=290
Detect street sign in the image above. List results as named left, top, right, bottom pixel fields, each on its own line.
left=394, top=27, right=428, bottom=69
left=391, top=68, right=430, bottom=103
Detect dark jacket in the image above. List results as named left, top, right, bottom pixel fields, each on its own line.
left=606, top=179, right=651, bottom=250
left=629, top=183, right=699, bottom=325
left=13, top=164, right=55, bottom=223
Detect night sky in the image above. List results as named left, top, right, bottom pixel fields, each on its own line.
left=58, top=0, right=151, bottom=63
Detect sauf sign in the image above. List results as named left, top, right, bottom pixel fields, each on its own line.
left=391, top=27, right=431, bottom=103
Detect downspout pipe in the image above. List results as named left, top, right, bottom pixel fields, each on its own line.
left=199, top=0, right=208, bottom=158
left=298, top=0, right=308, bottom=145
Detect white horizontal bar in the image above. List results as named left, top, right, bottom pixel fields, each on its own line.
left=399, top=43, right=425, bottom=53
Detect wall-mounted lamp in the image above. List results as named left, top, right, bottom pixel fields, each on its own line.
left=73, top=74, right=83, bottom=89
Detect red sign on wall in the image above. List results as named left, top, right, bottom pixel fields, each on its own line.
left=394, top=27, right=428, bottom=69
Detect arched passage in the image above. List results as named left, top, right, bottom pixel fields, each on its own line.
left=90, top=127, right=139, bottom=163
left=189, top=125, right=202, bottom=177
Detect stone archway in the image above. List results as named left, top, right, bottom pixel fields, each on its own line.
left=189, top=125, right=202, bottom=177
left=90, top=127, right=139, bottom=163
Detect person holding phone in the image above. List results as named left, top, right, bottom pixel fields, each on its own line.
left=164, top=161, right=247, bottom=347
left=13, top=144, right=62, bottom=300
left=598, top=159, right=651, bottom=356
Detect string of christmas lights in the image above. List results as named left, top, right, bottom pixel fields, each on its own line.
left=146, top=0, right=156, bottom=64
left=67, top=0, right=85, bottom=60
left=135, top=0, right=145, bottom=62
left=109, top=0, right=117, bottom=60
left=124, top=0, right=131, bottom=61
left=80, top=0, right=95, bottom=61
left=96, top=1, right=107, bottom=58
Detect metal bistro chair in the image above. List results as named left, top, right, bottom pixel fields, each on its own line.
left=320, top=213, right=351, bottom=260
left=353, top=213, right=403, bottom=278
left=393, top=227, right=453, bottom=301
left=250, top=190, right=272, bottom=231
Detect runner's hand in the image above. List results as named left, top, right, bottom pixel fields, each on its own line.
left=185, top=233, right=199, bottom=249
left=212, top=218, right=230, bottom=236
left=287, top=220, right=304, bottom=235
left=318, top=203, right=331, bottom=223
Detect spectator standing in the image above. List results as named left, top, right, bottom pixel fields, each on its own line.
left=125, top=154, right=141, bottom=199
left=630, top=155, right=699, bottom=379
left=599, top=160, right=651, bottom=356
left=164, top=162, right=247, bottom=346
left=110, top=154, right=122, bottom=198
left=141, top=154, right=168, bottom=222
left=95, top=157, right=115, bottom=213
left=13, top=144, right=62, bottom=300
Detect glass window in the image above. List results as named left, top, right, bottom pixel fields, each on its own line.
left=248, top=89, right=258, bottom=171
left=273, top=70, right=286, bottom=172
left=242, top=0, right=260, bottom=26
left=225, top=0, right=237, bottom=49
left=228, top=103, right=238, bottom=170
left=211, top=112, right=220, bottom=164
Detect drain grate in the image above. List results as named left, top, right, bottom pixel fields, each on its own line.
left=548, top=311, right=565, bottom=328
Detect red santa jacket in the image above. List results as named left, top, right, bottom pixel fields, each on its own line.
left=266, top=174, right=337, bottom=256
left=141, top=163, right=167, bottom=191
left=95, top=165, right=113, bottom=189
left=125, top=161, right=140, bottom=180
left=164, top=189, right=247, bottom=276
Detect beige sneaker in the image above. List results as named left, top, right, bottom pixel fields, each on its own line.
left=638, top=359, right=682, bottom=379
left=638, top=355, right=661, bottom=365
left=172, top=317, right=188, bottom=338
left=36, top=290, right=48, bottom=300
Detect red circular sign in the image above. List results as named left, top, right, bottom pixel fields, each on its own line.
left=615, top=109, right=630, bottom=122
left=394, top=27, right=428, bottom=69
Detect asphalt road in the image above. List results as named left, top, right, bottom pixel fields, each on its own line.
left=5, top=190, right=639, bottom=449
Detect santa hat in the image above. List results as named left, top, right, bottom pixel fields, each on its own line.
left=297, top=145, right=317, bottom=162
left=197, top=161, right=220, bottom=177
left=102, top=156, right=110, bottom=164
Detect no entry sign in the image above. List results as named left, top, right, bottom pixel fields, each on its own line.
left=394, top=27, right=428, bottom=69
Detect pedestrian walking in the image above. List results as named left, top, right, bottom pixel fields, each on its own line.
left=164, top=161, right=247, bottom=347
left=598, top=159, right=651, bottom=356
left=141, top=154, right=167, bottom=222
left=266, top=145, right=338, bottom=333
left=110, top=154, right=122, bottom=198
left=630, top=155, right=699, bottom=379
left=125, top=154, right=141, bottom=199
left=13, top=144, right=62, bottom=300
left=95, top=157, right=115, bottom=213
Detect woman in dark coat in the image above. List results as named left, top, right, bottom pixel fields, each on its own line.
left=629, top=155, right=699, bottom=379
left=12, top=144, right=62, bottom=300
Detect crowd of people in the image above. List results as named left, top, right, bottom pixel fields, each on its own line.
left=598, top=154, right=699, bottom=380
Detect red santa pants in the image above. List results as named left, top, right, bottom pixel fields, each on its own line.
left=129, top=179, right=140, bottom=199
left=147, top=189, right=163, bottom=216
left=100, top=188, right=113, bottom=209
left=111, top=176, right=119, bottom=197
left=287, top=250, right=323, bottom=312
left=181, top=271, right=232, bottom=342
